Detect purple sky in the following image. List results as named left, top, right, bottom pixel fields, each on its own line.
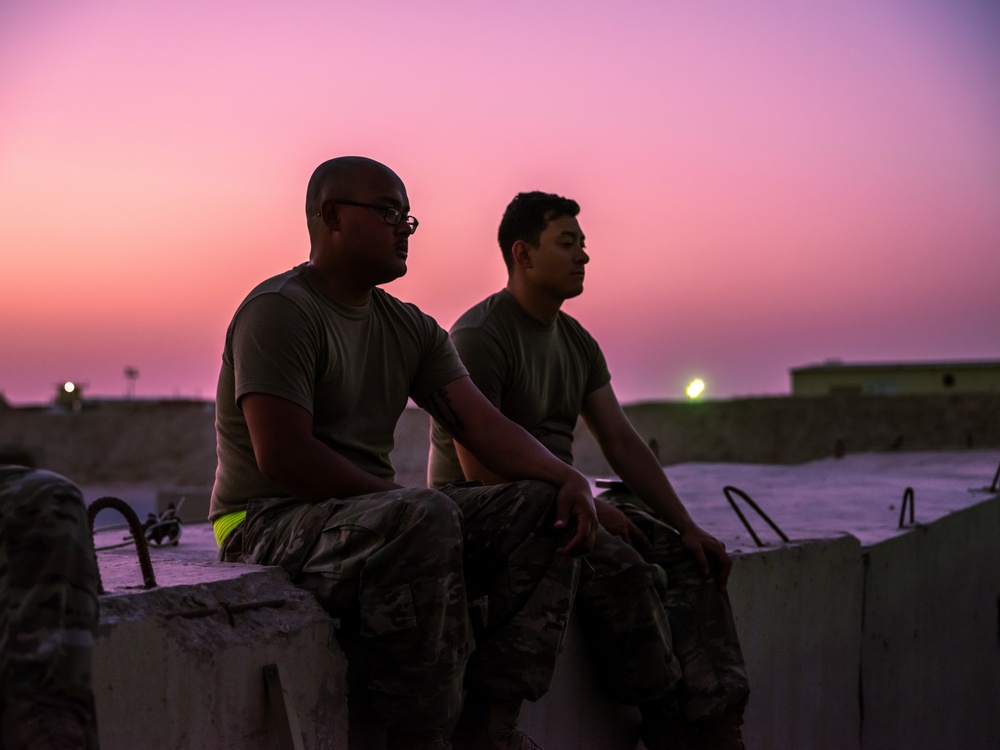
left=2, top=0, right=998, bottom=405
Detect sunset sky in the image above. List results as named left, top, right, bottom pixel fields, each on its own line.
left=2, top=0, right=998, bottom=406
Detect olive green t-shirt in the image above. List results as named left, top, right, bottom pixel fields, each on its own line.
left=428, top=290, right=610, bottom=488
left=210, top=264, right=467, bottom=519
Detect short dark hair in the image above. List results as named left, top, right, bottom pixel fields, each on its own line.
left=497, top=191, right=580, bottom=272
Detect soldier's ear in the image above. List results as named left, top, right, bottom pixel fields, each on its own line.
left=318, top=199, right=341, bottom=229
left=511, top=240, right=534, bottom=269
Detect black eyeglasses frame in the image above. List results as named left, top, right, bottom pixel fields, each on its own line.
left=327, top=199, right=419, bottom=234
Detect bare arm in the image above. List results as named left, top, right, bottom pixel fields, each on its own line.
left=428, top=376, right=597, bottom=555
left=242, top=392, right=402, bottom=502
left=454, top=441, right=507, bottom=486
left=452, top=422, right=656, bottom=548
left=581, top=383, right=732, bottom=587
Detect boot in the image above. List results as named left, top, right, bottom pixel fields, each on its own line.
left=386, top=727, right=452, bottom=750
left=451, top=695, right=543, bottom=750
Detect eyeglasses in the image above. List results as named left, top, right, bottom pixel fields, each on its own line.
left=330, top=199, right=419, bottom=234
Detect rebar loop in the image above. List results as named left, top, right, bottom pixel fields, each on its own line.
left=92, top=501, right=183, bottom=550
left=722, top=486, right=790, bottom=547
left=87, top=496, right=157, bottom=592
left=898, top=486, right=915, bottom=529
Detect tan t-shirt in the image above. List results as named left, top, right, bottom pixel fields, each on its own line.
left=210, top=264, right=467, bottom=519
left=428, top=290, right=610, bottom=488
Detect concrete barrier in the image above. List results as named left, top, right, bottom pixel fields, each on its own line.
left=521, top=502, right=1000, bottom=750
left=83, top=459, right=999, bottom=749
left=518, top=536, right=864, bottom=750
left=860, top=498, right=1000, bottom=749
left=89, top=533, right=868, bottom=749
left=729, top=537, right=863, bottom=750
left=93, top=561, right=347, bottom=750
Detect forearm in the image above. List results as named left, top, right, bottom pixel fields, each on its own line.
left=243, top=393, right=402, bottom=502
left=455, top=442, right=508, bottom=485
left=430, top=378, right=583, bottom=489
left=256, top=436, right=401, bottom=502
left=604, top=434, right=698, bottom=533
left=461, top=417, right=583, bottom=489
left=458, top=411, right=597, bottom=554
left=429, top=377, right=597, bottom=553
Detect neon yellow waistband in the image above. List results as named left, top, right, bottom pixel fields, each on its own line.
left=213, top=510, right=247, bottom=547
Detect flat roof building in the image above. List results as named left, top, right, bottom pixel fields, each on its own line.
left=790, top=359, right=1000, bottom=396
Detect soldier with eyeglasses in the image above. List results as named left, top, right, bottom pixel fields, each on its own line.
left=210, top=157, right=599, bottom=750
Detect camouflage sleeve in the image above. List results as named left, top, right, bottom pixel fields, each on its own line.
left=0, top=466, right=100, bottom=749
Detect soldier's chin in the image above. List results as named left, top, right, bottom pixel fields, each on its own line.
left=382, top=262, right=408, bottom=283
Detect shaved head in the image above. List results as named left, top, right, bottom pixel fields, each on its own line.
left=304, top=156, right=412, bottom=290
left=305, top=156, right=401, bottom=218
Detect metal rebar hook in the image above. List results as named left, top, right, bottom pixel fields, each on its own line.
left=898, top=486, right=915, bottom=529
left=969, top=455, right=1000, bottom=494
left=722, top=486, right=790, bottom=547
left=87, top=496, right=157, bottom=593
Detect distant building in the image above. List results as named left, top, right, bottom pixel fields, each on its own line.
left=790, top=359, right=1000, bottom=396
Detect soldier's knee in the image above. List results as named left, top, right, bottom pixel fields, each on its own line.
left=508, top=480, right=560, bottom=520
left=586, top=546, right=668, bottom=600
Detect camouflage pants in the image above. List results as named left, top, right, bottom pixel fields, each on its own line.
left=578, top=491, right=749, bottom=723
left=0, top=466, right=100, bottom=750
left=219, top=480, right=578, bottom=731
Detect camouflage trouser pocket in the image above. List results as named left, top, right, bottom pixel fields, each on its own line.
left=359, top=583, right=417, bottom=637
left=303, top=521, right=385, bottom=581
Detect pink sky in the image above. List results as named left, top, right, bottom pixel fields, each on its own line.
left=2, top=0, right=998, bottom=405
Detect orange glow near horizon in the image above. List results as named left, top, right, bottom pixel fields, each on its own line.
left=2, top=0, right=999, bottom=405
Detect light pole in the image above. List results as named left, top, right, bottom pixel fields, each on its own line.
left=124, top=366, right=139, bottom=400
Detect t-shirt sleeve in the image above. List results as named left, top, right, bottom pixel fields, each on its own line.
left=449, top=326, right=506, bottom=406
left=409, top=319, right=469, bottom=408
left=229, top=294, right=318, bottom=414
left=586, top=340, right=612, bottom=396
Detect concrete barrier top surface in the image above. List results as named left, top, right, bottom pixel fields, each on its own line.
left=644, top=448, right=999, bottom=548
left=86, top=449, right=999, bottom=590
left=92, top=522, right=251, bottom=593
